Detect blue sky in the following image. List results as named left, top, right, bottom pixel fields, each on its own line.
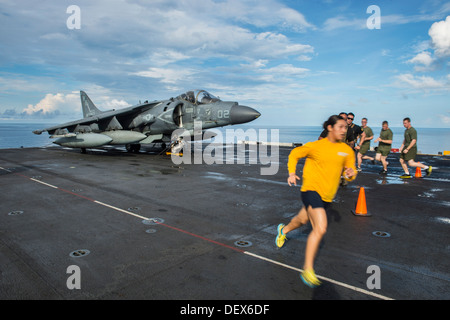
left=0, top=0, right=449, bottom=128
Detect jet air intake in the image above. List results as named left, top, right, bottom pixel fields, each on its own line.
left=129, top=112, right=156, bottom=128
left=230, top=105, right=261, bottom=125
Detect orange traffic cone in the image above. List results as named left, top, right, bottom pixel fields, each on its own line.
left=415, top=167, right=422, bottom=178
left=352, top=187, right=372, bottom=217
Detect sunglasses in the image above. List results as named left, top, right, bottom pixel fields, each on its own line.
left=347, top=117, right=354, bottom=120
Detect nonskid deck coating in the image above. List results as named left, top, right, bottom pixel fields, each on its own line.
left=0, top=146, right=449, bottom=300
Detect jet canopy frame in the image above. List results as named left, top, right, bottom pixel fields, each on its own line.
left=177, top=90, right=220, bottom=105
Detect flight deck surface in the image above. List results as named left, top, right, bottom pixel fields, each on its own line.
left=1, top=145, right=449, bottom=301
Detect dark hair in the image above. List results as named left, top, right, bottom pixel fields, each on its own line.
left=382, top=120, right=388, bottom=125
left=323, top=114, right=344, bottom=131
left=348, top=112, right=355, bottom=117
left=362, top=117, right=368, bottom=121
left=403, top=117, right=411, bottom=122
left=339, top=112, right=347, bottom=116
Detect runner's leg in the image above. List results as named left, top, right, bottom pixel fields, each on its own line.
left=303, top=206, right=327, bottom=271
left=283, top=206, right=308, bottom=234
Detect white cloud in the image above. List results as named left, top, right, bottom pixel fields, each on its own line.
left=297, top=55, right=312, bottom=61
left=131, top=67, right=195, bottom=84
left=277, top=7, right=315, bottom=31
left=429, top=15, right=450, bottom=57
left=250, top=32, right=314, bottom=58
left=202, top=0, right=315, bottom=31
left=381, top=49, right=391, bottom=57
left=403, top=16, right=450, bottom=74
left=230, top=60, right=310, bottom=84
left=407, top=51, right=436, bottom=71
left=408, top=51, right=434, bottom=65
left=394, top=73, right=449, bottom=91
left=241, top=60, right=269, bottom=69
left=147, top=50, right=191, bottom=67
left=21, top=88, right=132, bottom=118
left=265, top=64, right=309, bottom=76
left=102, top=99, right=131, bottom=110
left=22, top=92, right=80, bottom=117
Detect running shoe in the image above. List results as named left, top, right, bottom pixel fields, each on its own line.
left=426, top=166, right=432, bottom=176
left=400, top=174, right=412, bottom=179
left=300, top=269, right=322, bottom=288
left=357, top=167, right=362, bottom=172
left=379, top=169, right=387, bottom=174
left=275, top=223, right=286, bottom=248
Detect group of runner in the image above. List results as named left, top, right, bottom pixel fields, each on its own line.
left=275, top=113, right=432, bottom=288
left=320, top=112, right=432, bottom=178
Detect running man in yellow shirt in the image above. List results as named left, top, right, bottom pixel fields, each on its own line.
left=275, top=115, right=357, bottom=287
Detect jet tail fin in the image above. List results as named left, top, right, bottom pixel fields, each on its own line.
left=80, top=91, right=102, bottom=118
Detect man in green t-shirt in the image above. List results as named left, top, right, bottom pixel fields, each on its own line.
left=355, top=118, right=374, bottom=171
left=399, top=117, right=432, bottom=178
left=373, top=120, right=393, bottom=174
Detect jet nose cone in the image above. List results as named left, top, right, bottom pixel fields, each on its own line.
left=230, top=105, right=261, bottom=124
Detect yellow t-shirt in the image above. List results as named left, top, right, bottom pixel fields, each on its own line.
left=288, top=138, right=357, bottom=202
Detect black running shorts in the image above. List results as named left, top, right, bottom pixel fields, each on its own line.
left=301, top=191, right=331, bottom=210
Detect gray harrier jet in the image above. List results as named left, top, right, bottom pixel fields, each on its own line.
left=33, top=90, right=260, bottom=153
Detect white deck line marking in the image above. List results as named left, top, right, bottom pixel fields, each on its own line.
left=30, top=178, right=58, bottom=189
left=435, top=216, right=450, bottom=224
left=94, top=200, right=150, bottom=220
left=244, top=251, right=394, bottom=300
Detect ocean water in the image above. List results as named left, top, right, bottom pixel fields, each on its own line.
left=0, top=122, right=57, bottom=149
left=1, top=122, right=449, bottom=155
left=230, top=124, right=450, bottom=155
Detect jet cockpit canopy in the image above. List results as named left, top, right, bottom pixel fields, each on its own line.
left=177, top=90, right=220, bottom=105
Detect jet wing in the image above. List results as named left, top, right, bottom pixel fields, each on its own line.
left=33, top=100, right=162, bottom=135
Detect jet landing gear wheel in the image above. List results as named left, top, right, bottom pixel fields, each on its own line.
left=126, top=144, right=141, bottom=153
